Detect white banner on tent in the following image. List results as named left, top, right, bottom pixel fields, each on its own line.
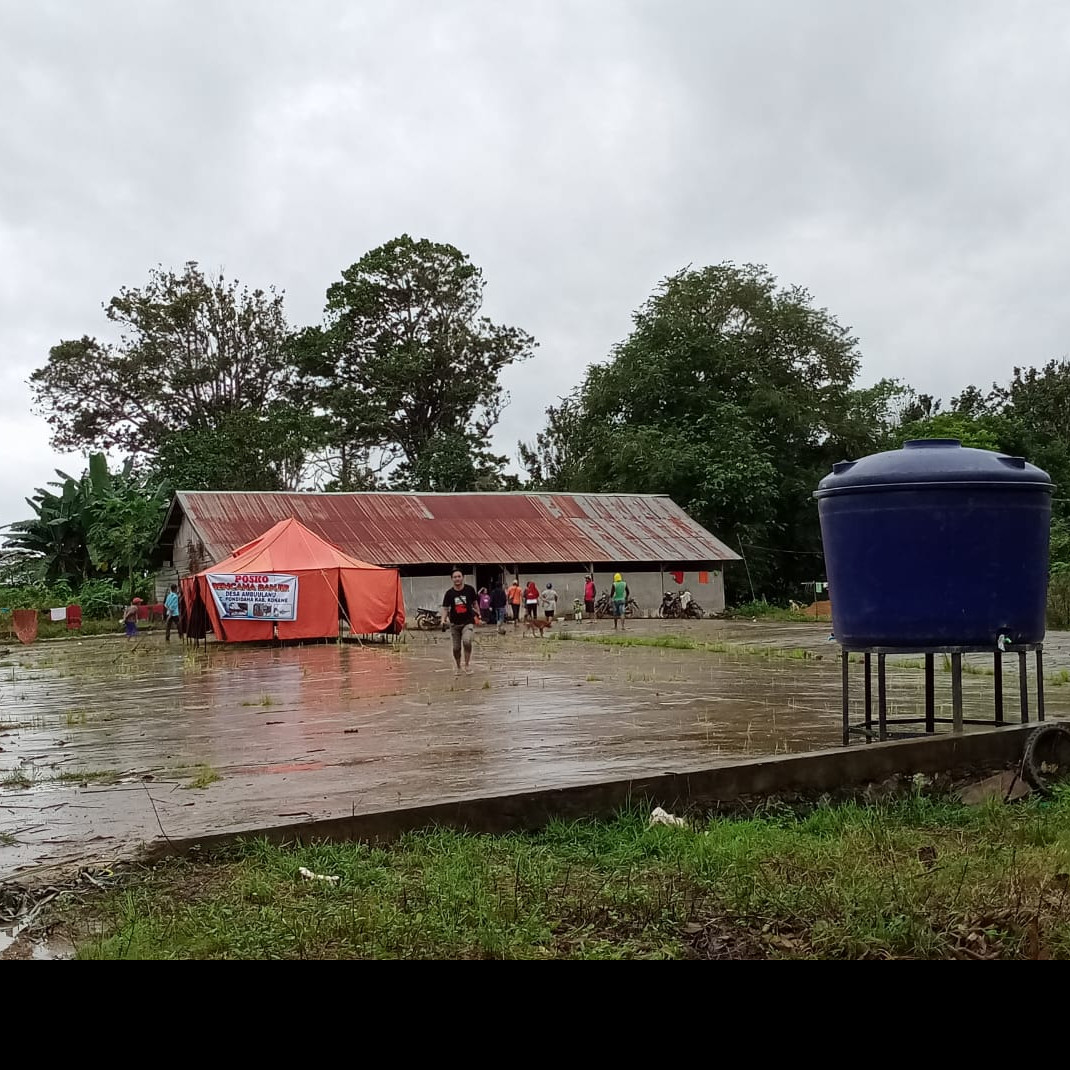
left=207, top=573, right=299, bottom=621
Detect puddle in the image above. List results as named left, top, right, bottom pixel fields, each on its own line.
left=2, top=620, right=1068, bottom=877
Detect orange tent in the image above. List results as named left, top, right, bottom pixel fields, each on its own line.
left=182, top=518, right=405, bottom=643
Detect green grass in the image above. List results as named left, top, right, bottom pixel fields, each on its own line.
left=241, top=695, right=275, bottom=708
left=53, top=769, right=120, bottom=786
left=49, top=790, right=1070, bottom=960
left=553, top=632, right=817, bottom=662
left=0, top=830, right=16, bottom=847
left=183, top=765, right=222, bottom=790
left=1, top=768, right=34, bottom=789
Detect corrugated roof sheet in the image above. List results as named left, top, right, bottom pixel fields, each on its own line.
left=164, top=491, right=741, bottom=568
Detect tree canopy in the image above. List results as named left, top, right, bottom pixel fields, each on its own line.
left=521, top=263, right=882, bottom=597
left=300, top=235, right=535, bottom=491
left=30, top=263, right=310, bottom=490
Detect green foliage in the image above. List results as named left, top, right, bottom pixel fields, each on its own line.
left=3, top=453, right=166, bottom=599
left=57, top=793, right=1070, bottom=959
left=30, top=263, right=309, bottom=490
left=522, top=262, right=870, bottom=598
left=305, top=235, right=536, bottom=491
left=898, top=410, right=1007, bottom=452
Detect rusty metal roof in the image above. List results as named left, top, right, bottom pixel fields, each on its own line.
left=161, top=491, right=741, bottom=568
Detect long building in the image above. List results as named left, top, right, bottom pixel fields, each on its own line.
left=155, top=491, right=740, bottom=615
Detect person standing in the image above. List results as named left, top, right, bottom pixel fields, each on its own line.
left=611, top=572, right=628, bottom=631
left=123, top=597, right=143, bottom=639
left=541, top=582, right=558, bottom=621
left=583, top=575, right=596, bottom=619
left=490, top=581, right=508, bottom=632
left=441, top=569, right=479, bottom=675
left=524, top=580, right=539, bottom=620
left=164, top=584, right=180, bottom=642
left=507, top=577, right=523, bottom=627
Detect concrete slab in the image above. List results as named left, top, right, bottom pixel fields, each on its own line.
left=1, top=619, right=1067, bottom=876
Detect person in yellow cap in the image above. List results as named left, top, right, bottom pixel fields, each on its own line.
left=611, top=572, right=628, bottom=631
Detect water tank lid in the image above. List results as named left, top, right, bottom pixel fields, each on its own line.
left=814, top=439, right=1053, bottom=498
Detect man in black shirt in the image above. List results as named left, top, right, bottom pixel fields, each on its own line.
left=441, top=568, right=478, bottom=675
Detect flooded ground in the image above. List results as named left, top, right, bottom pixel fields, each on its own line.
left=2, top=617, right=1068, bottom=878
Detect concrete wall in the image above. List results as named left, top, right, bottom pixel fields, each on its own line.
left=151, top=723, right=1049, bottom=857
left=403, top=565, right=725, bottom=618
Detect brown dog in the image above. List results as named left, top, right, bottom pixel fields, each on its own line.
left=524, top=617, right=553, bottom=637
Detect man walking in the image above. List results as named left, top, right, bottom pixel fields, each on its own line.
left=583, top=575, right=596, bottom=619
left=490, top=581, right=508, bottom=633
left=611, top=572, right=628, bottom=631
left=441, top=568, right=479, bottom=675
left=164, top=584, right=181, bottom=642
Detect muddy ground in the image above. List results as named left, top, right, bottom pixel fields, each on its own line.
left=1, top=617, right=1067, bottom=881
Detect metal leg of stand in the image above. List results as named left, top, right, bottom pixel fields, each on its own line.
left=877, top=653, right=887, bottom=742
left=951, top=652, right=963, bottom=734
left=1037, top=648, right=1045, bottom=723
left=864, top=653, right=872, bottom=733
left=924, top=653, right=935, bottom=734
left=841, top=650, right=850, bottom=746
left=1019, top=650, right=1029, bottom=724
left=993, top=653, right=1004, bottom=725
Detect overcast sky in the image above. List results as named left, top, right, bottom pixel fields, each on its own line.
left=2, top=0, right=1070, bottom=525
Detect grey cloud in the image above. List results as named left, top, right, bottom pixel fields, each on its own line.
left=2, top=0, right=1070, bottom=524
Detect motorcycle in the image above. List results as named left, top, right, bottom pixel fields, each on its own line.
left=415, top=606, right=444, bottom=630
left=657, top=590, right=705, bottom=619
left=594, top=592, right=641, bottom=619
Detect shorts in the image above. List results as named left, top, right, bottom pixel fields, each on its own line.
left=584, top=600, right=595, bottom=614
left=612, top=600, right=626, bottom=618
left=544, top=609, right=555, bottom=620
left=451, top=623, right=474, bottom=657
left=124, top=619, right=137, bottom=637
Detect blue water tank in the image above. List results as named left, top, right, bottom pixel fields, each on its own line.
left=815, top=440, right=1052, bottom=649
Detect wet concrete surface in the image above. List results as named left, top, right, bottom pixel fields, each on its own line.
left=2, top=618, right=1068, bottom=877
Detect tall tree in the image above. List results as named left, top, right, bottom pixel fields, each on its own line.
left=30, top=263, right=311, bottom=489
left=301, top=236, right=536, bottom=491
left=522, top=262, right=867, bottom=599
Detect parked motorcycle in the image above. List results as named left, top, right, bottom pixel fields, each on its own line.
left=594, top=592, right=641, bottom=619
left=415, top=606, right=444, bottom=630
left=657, top=590, right=705, bottom=619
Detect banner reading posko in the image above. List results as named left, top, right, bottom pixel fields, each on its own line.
left=206, top=573, right=299, bottom=621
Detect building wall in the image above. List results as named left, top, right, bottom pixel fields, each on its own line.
left=403, top=565, right=725, bottom=618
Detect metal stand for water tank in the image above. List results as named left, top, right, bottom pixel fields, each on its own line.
left=840, top=644, right=1045, bottom=744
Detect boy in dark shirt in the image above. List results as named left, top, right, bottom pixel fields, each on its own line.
left=441, top=568, right=479, bottom=675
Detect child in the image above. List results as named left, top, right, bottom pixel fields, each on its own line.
left=123, top=597, right=143, bottom=638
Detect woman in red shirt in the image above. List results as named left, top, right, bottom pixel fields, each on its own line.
left=524, top=580, right=539, bottom=621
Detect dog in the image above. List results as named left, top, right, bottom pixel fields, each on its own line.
left=524, top=617, right=553, bottom=637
